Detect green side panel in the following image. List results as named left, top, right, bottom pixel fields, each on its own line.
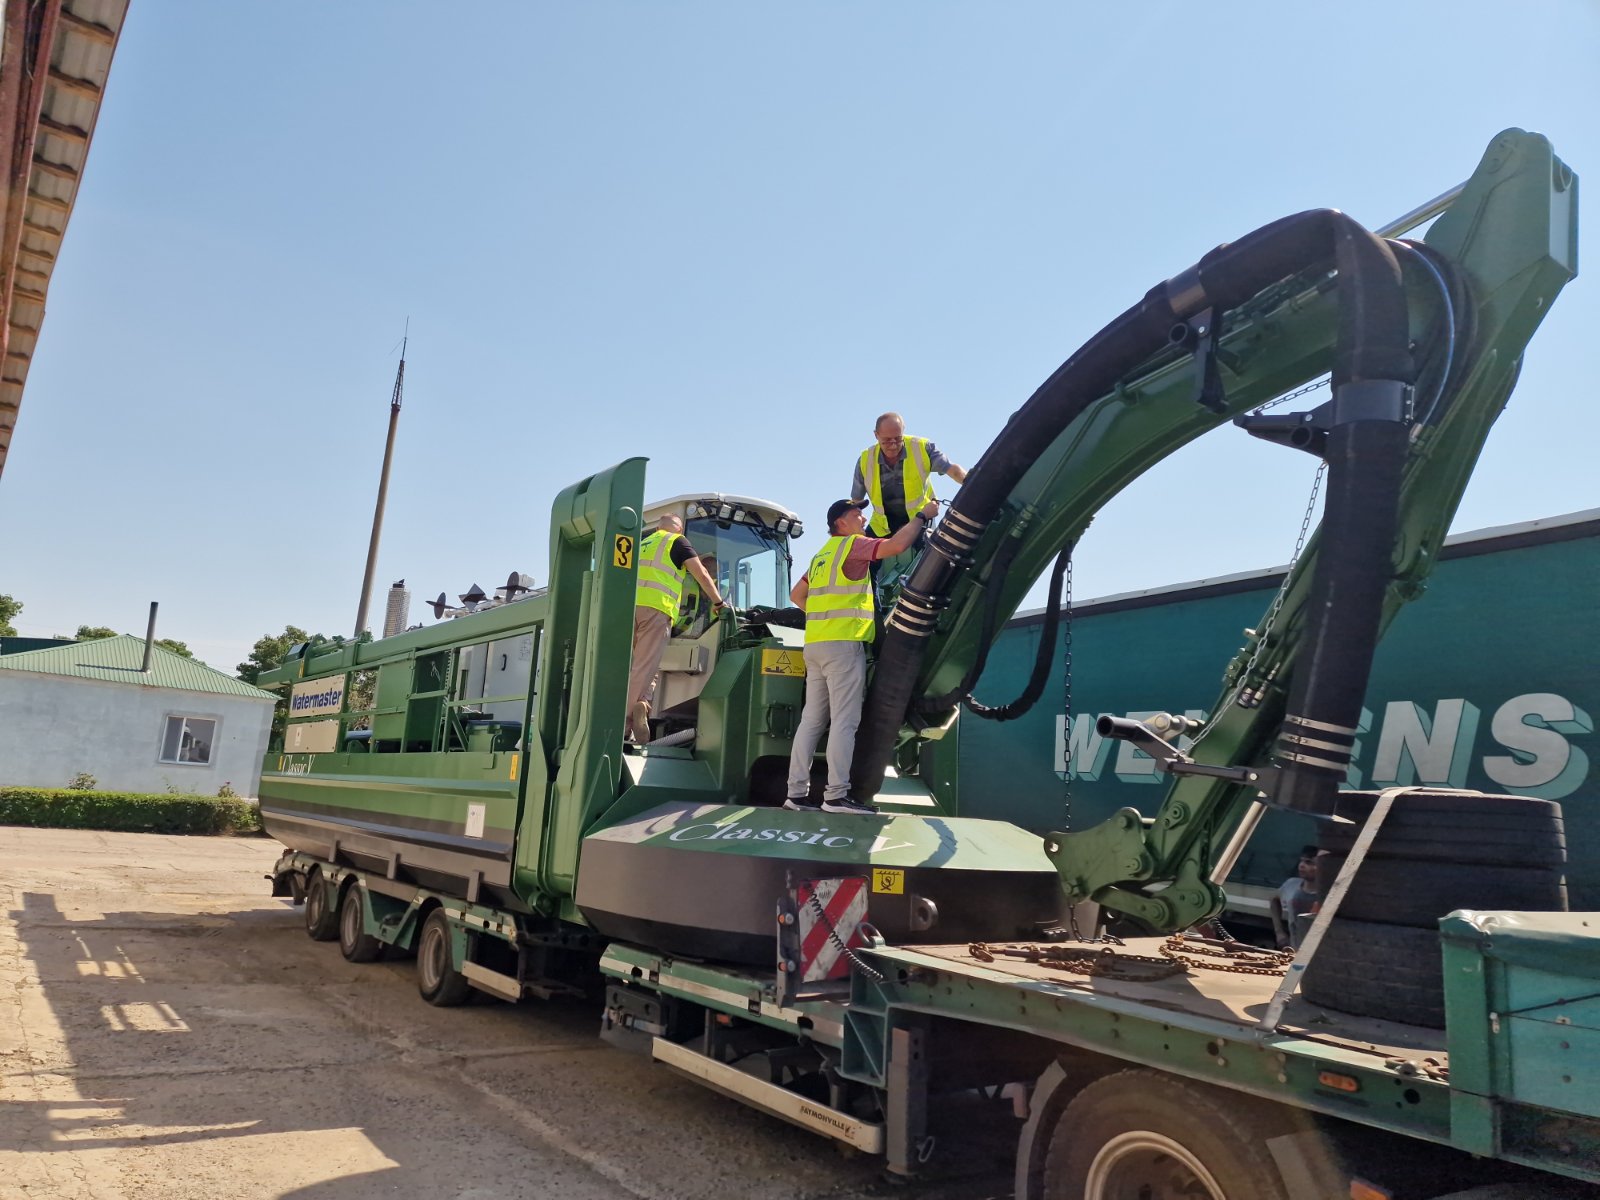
left=959, top=520, right=1600, bottom=901
left=1442, top=911, right=1600, bottom=1180
left=513, top=457, right=647, bottom=904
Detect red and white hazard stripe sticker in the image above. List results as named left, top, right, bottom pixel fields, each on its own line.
left=797, top=877, right=868, bottom=982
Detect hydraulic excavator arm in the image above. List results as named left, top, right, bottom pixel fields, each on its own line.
left=850, top=129, right=1577, bottom=932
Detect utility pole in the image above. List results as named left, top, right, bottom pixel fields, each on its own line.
left=355, top=333, right=406, bottom=638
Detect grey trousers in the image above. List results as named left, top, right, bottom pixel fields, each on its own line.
left=785, top=640, right=867, bottom=802
left=627, top=607, right=673, bottom=742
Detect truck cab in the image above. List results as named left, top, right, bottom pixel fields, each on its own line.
left=638, top=492, right=802, bottom=743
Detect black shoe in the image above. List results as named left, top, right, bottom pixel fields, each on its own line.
left=820, top=797, right=876, bottom=815
left=783, top=797, right=820, bottom=812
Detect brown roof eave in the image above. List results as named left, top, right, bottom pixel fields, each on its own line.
left=0, top=0, right=64, bottom=477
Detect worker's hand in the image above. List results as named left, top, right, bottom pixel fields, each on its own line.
left=918, top=500, right=940, bottom=521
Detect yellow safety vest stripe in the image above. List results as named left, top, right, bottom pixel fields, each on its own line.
left=859, top=436, right=935, bottom=537
left=804, top=534, right=874, bottom=643
left=635, top=530, right=687, bottom=618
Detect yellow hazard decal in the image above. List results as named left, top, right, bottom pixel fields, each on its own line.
left=871, top=868, right=904, bottom=895
left=509, top=755, right=519, bottom=781
left=613, top=534, right=635, bottom=568
left=760, top=649, right=805, bottom=677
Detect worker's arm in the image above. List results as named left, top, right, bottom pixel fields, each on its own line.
left=1269, top=895, right=1290, bottom=950
left=850, top=459, right=867, bottom=503
left=684, top=557, right=726, bottom=609
left=875, top=500, right=940, bottom=558
left=790, top=577, right=809, bottom=607
left=945, top=463, right=967, bottom=485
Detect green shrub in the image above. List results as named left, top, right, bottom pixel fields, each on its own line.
left=0, top=787, right=262, bottom=836
left=66, top=771, right=97, bottom=791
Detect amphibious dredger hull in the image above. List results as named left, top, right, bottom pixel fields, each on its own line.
left=259, top=768, right=525, bottom=909
left=576, top=801, right=1065, bottom=964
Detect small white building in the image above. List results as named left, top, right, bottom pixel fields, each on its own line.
left=0, top=635, right=275, bottom=796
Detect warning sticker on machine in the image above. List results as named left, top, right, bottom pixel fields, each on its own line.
left=613, top=534, right=634, bottom=568
left=760, top=649, right=805, bottom=677
left=871, top=868, right=904, bottom=895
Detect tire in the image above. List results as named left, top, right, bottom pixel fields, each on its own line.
left=417, top=908, right=472, bottom=1007
left=1317, top=792, right=1564, bottom=868
left=338, top=884, right=385, bottom=963
left=1043, top=1069, right=1300, bottom=1200
left=303, top=870, right=339, bottom=942
left=1301, top=917, right=1445, bottom=1028
left=1315, top=855, right=1567, bottom=926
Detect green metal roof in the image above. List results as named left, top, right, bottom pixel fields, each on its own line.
left=0, top=635, right=275, bottom=700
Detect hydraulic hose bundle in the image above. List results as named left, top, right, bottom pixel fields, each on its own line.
left=850, top=211, right=1417, bottom=815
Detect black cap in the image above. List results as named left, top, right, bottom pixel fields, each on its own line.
left=827, top=498, right=869, bottom=528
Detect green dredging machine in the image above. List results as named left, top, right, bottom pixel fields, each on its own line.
left=258, top=126, right=1576, bottom=988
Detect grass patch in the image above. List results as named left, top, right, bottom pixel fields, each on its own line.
left=0, top=787, right=263, bottom=836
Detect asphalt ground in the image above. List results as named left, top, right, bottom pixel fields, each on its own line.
left=0, top=827, right=1015, bottom=1200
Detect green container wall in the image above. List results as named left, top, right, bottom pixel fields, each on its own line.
left=959, top=517, right=1600, bottom=904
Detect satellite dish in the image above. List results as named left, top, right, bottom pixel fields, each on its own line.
left=428, top=592, right=448, bottom=619
left=459, top=584, right=488, bottom=606
left=503, top=571, right=531, bottom=599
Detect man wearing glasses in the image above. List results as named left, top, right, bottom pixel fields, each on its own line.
left=850, top=412, right=967, bottom=538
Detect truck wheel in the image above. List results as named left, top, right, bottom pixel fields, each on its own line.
left=417, top=908, right=472, bottom=1007
left=338, top=885, right=385, bottom=963
left=303, top=870, right=339, bottom=942
left=1043, top=1070, right=1292, bottom=1200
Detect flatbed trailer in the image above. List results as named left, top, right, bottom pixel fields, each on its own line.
left=599, top=917, right=1600, bottom=1198
left=278, top=831, right=1600, bottom=1197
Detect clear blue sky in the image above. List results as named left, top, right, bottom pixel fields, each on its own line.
left=3, top=1, right=1596, bottom=672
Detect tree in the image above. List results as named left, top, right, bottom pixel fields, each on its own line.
left=238, top=625, right=316, bottom=685
left=0, top=593, right=19, bottom=638
left=68, top=624, right=118, bottom=641
left=52, top=624, right=196, bottom=658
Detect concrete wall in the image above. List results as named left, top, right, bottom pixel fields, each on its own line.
left=0, top=673, right=273, bottom=796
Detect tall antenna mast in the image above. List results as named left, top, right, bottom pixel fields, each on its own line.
left=355, top=327, right=407, bottom=638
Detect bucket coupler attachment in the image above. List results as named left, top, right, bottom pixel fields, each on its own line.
left=1039, top=714, right=1241, bottom=930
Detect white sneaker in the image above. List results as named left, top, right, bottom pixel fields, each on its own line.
left=820, top=797, right=876, bottom=815
left=783, top=798, right=820, bottom=812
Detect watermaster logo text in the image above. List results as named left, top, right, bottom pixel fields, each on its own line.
left=290, top=686, right=344, bottom=713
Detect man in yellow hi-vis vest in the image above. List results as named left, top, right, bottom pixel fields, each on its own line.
left=629, top=514, right=726, bottom=743
left=783, top=494, right=939, bottom=814
left=852, top=411, right=967, bottom=538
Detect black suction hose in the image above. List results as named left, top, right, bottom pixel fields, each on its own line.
left=849, top=210, right=1414, bottom=807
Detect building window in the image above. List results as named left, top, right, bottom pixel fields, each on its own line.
left=161, top=715, right=218, bottom=765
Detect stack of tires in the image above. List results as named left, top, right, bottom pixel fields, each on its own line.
left=1300, top=789, right=1566, bottom=1028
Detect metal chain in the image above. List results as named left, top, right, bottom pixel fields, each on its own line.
left=1235, top=464, right=1324, bottom=700
left=1058, top=546, right=1084, bottom=941
left=969, top=942, right=1184, bottom=983
left=1248, top=374, right=1329, bottom=415
left=968, top=937, right=1290, bottom=981
left=1060, top=546, right=1075, bottom=829
left=806, top=888, right=884, bottom=983
left=1159, top=935, right=1292, bottom=977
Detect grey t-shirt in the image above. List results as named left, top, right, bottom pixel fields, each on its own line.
left=851, top=440, right=954, bottom=524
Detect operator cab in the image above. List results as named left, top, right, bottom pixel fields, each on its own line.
left=639, top=492, right=802, bottom=741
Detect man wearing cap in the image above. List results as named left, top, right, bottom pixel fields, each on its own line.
left=852, top=412, right=967, bottom=538
left=628, top=514, right=726, bottom=744
left=784, top=494, right=940, bottom=814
